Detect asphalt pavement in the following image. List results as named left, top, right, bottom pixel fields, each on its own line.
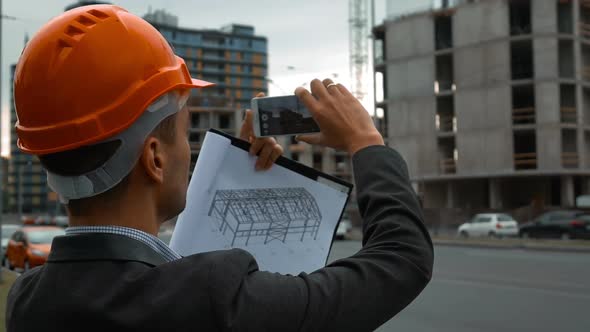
left=328, top=241, right=590, bottom=332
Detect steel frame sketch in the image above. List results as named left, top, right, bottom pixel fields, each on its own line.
left=208, top=188, right=322, bottom=246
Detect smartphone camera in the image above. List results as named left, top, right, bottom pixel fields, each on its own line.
left=252, top=95, right=320, bottom=137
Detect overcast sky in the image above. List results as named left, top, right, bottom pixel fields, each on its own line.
left=0, top=0, right=430, bottom=156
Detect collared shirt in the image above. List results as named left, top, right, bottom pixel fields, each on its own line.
left=65, top=225, right=181, bottom=262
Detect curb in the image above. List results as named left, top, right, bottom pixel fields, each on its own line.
left=432, top=239, right=590, bottom=253
left=346, top=228, right=590, bottom=253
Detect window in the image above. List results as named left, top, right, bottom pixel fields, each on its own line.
left=313, top=153, right=322, bottom=170
left=476, top=216, right=492, bottom=223
left=497, top=214, right=514, bottom=222
left=549, top=211, right=580, bottom=221
left=435, top=15, right=453, bottom=50
left=191, top=114, right=200, bottom=127
left=509, top=0, right=531, bottom=36
left=219, top=115, right=231, bottom=129
left=26, top=229, right=65, bottom=244
left=189, top=132, right=201, bottom=143
left=558, top=0, right=573, bottom=34
left=511, top=40, right=534, bottom=80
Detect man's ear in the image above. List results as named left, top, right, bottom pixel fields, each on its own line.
left=139, top=137, right=165, bottom=184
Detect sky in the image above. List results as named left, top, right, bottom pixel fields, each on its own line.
left=0, top=0, right=430, bottom=157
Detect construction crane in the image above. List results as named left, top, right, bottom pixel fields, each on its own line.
left=348, top=0, right=370, bottom=103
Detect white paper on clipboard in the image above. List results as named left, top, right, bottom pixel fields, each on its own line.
left=170, top=130, right=351, bottom=275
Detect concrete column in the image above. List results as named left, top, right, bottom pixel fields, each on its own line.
left=489, top=179, right=502, bottom=210
left=561, top=175, right=575, bottom=207
left=322, top=148, right=335, bottom=173
left=300, top=145, right=313, bottom=167
left=581, top=176, right=590, bottom=195
left=446, top=182, right=455, bottom=209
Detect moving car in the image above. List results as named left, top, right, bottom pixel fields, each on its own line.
left=458, top=213, right=519, bottom=238
left=5, top=226, right=65, bottom=271
left=519, top=210, right=590, bottom=240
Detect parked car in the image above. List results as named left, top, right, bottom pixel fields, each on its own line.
left=519, top=210, right=590, bottom=240
left=2, top=224, right=20, bottom=262
left=20, top=215, right=36, bottom=225
left=5, top=226, right=65, bottom=271
left=158, top=228, right=174, bottom=245
left=336, top=215, right=352, bottom=240
left=458, top=213, right=519, bottom=238
left=53, top=215, right=69, bottom=228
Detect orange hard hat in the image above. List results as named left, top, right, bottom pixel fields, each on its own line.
left=14, top=4, right=214, bottom=155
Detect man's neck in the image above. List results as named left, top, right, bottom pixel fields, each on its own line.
left=68, top=205, right=160, bottom=236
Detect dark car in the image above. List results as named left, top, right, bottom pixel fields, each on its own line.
left=519, top=210, right=590, bottom=240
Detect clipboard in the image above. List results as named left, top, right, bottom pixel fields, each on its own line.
left=209, top=129, right=353, bottom=194
left=170, top=129, right=354, bottom=274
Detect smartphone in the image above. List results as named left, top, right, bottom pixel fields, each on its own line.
left=252, top=95, right=320, bottom=137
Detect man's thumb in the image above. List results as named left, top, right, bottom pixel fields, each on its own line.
left=295, top=133, right=322, bottom=145
left=239, top=110, right=254, bottom=140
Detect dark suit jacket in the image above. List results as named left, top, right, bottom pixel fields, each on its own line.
left=6, top=146, right=433, bottom=332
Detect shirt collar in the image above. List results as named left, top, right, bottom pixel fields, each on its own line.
left=65, top=225, right=181, bottom=262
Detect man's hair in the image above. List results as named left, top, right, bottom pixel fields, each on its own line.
left=38, top=113, right=178, bottom=216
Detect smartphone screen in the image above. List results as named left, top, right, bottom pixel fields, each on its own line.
left=254, top=95, right=320, bottom=137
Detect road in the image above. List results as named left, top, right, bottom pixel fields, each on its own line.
left=328, top=241, right=590, bottom=332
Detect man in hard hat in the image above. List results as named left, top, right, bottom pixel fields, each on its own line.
left=7, top=4, right=433, bottom=332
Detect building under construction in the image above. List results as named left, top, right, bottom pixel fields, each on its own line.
left=374, top=0, right=590, bottom=213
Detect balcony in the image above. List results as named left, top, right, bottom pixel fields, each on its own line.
left=201, top=54, right=225, bottom=62
left=514, top=152, right=537, bottom=170
left=201, top=67, right=226, bottom=74
left=436, top=115, right=456, bottom=133
left=439, top=158, right=456, bottom=174
left=512, top=107, right=535, bottom=125
left=190, top=142, right=202, bottom=152
left=561, top=107, right=577, bottom=124
left=562, top=152, right=579, bottom=168
left=580, top=22, right=590, bottom=39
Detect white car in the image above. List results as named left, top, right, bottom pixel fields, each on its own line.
left=336, top=218, right=352, bottom=240
left=458, top=213, right=519, bottom=238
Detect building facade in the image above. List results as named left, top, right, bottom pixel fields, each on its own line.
left=65, top=0, right=111, bottom=11
left=146, top=15, right=268, bottom=170
left=374, top=0, right=590, bottom=211
left=7, top=65, right=52, bottom=214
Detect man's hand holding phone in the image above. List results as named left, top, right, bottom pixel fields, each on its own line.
left=295, top=79, right=384, bottom=155
left=240, top=93, right=284, bottom=171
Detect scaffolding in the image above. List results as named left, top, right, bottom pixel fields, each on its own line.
left=208, top=188, right=322, bottom=246
left=349, top=0, right=369, bottom=101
